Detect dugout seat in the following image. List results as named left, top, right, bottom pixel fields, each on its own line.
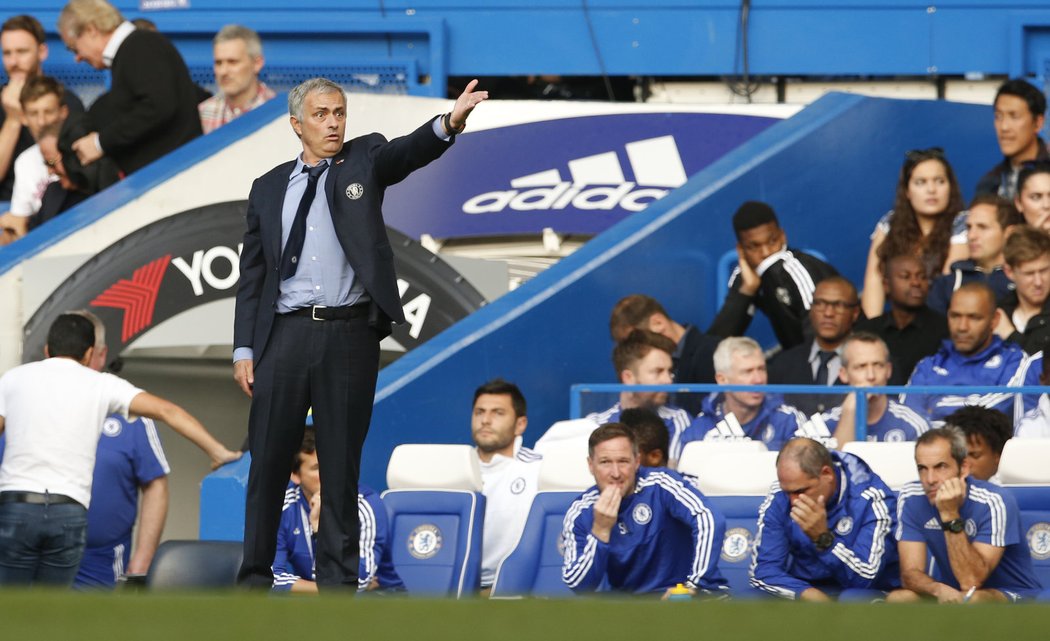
left=705, top=494, right=766, bottom=595
left=678, top=450, right=778, bottom=496
left=145, top=540, right=242, bottom=590
left=382, top=444, right=485, bottom=598
left=536, top=440, right=593, bottom=492
left=490, top=491, right=580, bottom=598
left=999, top=439, right=1050, bottom=484
left=841, top=441, right=918, bottom=491
left=1001, top=486, right=1050, bottom=599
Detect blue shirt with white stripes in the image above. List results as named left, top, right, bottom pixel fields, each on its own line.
left=677, top=392, right=805, bottom=456
left=561, top=467, right=728, bottom=594
left=587, top=402, right=691, bottom=464
left=819, top=399, right=929, bottom=442
left=749, top=451, right=900, bottom=598
left=272, top=482, right=405, bottom=592
left=896, top=478, right=1042, bottom=599
left=901, top=337, right=1041, bottom=424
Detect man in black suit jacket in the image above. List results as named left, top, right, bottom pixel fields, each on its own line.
left=609, top=294, right=719, bottom=415
left=58, top=1, right=201, bottom=175
left=768, top=276, right=860, bottom=416
left=231, top=77, right=487, bottom=590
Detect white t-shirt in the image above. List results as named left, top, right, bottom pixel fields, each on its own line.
left=478, top=445, right=542, bottom=588
left=9, top=144, right=56, bottom=217
left=0, top=358, right=142, bottom=508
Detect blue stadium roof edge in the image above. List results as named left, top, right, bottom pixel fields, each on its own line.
left=0, top=96, right=289, bottom=276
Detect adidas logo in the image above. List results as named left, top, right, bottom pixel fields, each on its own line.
left=924, top=517, right=940, bottom=530
left=462, top=136, right=687, bottom=214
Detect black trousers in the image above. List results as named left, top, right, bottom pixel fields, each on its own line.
left=237, top=310, right=379, bottom=590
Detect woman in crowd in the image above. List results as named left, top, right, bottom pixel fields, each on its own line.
left=861, top=148, right=968, bottom=318
left=1014, top=161, right=1050, bottom=232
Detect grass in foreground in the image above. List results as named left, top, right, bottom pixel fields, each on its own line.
left=0, top=591, right=1046, bottom=641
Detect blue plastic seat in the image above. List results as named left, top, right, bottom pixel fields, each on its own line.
left=490, top=491, right=579, bottom=598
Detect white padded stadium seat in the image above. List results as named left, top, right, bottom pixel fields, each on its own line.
left=999, top=438, right=1050, bottom=484
left=680, top=450, right=779, bottom=496
left=532, top=418, right=597, bottom=455
left=841, top=441, right=918, bottom=491
left=537, top=440, right=593, bottom=492
left=386, top=444, right=483, bottom=491
left=676, top=440, right=768, bottom=476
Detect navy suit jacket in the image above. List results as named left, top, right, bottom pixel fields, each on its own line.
left=768, top=339, right=847, bottom=416
left=234, top=118, right=452, bottom=362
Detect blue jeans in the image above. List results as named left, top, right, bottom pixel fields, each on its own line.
left=0, top=500, right=88, bottom=586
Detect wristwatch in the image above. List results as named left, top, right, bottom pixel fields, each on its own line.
left=814, top=531, right=835, bottom=552
left=941, top=518, right=965, bottom=533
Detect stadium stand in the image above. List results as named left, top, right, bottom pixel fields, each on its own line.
left=381, top=444, right=485, bottom=597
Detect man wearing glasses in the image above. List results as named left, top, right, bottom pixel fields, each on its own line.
left=768, top=276, right=861, bottom=416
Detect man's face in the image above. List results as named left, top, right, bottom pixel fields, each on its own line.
left=62, top=24, right=108, bottom=70
left=716, top=349, right=767, bottom=411
left=809, top=280, right=859, bottom=345
left=883, top=254, right=929, bottom=310
left=22, top=93, right=67, bottom=140
left=38, top=135, right=75, bottom=191
left=906, top=159, right=951, bottom=217
left=776, top=460, right=836, bottom=508
left=588, top=436, right=639, bottom=498
left=471, top=393, right=526, bottom=456
left=1, top=29, right=46, bottom=80
left=213, top=38, right=262, bottom=100
left=916, top=438, right=968, bottom=504
left=291, top=450, right=321, bottom=500
left=947, top=289, right=998, bottom=356
left=839, top=340, right=891, bottom=388
left=965, top=434, right=1000, bottom=482
left=1016, top=172, right=1050, bottom=232
left=1006, top=253, right=1050, bottom=309
left=966, top=204, right=1007, bottom=266
left=290, top=90, right=346, bottom=164
left=621, top=348, right=673, bottom=408
left=994, top=94, right=1045, bottom=160
left=737, top=222, right=784, bottom=269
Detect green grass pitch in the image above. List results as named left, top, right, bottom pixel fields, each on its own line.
left=1, top=592, right=1048, bottom=641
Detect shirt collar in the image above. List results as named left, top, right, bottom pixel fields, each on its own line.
left=102, top=21, right=136, bottom=68
left=289, top=156, right=330, bottom=180
left=807, top=340, right=842, bottom=364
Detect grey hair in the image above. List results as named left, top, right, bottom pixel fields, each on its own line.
left=214, top=24, right=263, bottom=59
left=713, top=336, right=762, bottom=375
left=288, top=78, right=345, bottom=121
left=917, top=426, right=969, bottom=467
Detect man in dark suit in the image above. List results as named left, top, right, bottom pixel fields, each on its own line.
left=768, top=276, right=860, bottom=416
left=58, top=0, right=201, bottom=175
left=608, top=294, right=719, bottom=415
left=232, top=77, right=487, bottom=590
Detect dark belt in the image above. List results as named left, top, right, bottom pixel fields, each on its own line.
left=282, top=304, right=368, bottom=321
left=0, top=491, right=80, bottom=506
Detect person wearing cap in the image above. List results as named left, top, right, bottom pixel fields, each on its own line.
left=708, top=200, right=840, bottom=350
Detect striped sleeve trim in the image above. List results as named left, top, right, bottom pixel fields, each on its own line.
left=781, top=251, right=817, bottom=309
left=748, top=489, right=796, bottom=599
left=638, top=472, right=718, bottom=587
left=561, top=491, right=600, bottom=588
left=516, top=447, right=543, bottom=463
left=283, top=486, right=300, bottom=510
left=894, top=483, right=925, bottom=541
left=887, top=402, right=930, bottom=435
left=968, top=487, right=1008, bottom=547
left=358, top=493, right=378, bottom=591
left=829, top=487, right=892, bottom=580
left=142, top=418, right=171, bottom=474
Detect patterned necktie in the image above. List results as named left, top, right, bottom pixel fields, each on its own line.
left=281, top=162, right=329, bottom=281
left=814, top=350, right=836, bottom=386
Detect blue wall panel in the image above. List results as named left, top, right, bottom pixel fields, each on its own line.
left=360, top=93, right=995, bottom=490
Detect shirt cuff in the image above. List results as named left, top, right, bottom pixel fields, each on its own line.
left=233, top=347, right=254, bottom=363
left=432, top=116, right=451, bottom=142
left=93, top=132, right=103, bottom=154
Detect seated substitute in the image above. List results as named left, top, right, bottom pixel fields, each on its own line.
left=620, top=407, right=670, bottom=468
left=943, top=406, right=1012, bottom=484
left=889, top=427, right=1042, bottom=603
left=471, top=378, right=542, bottom=591
left=272, top=428, right=404, bottom=593
left=561, top=423, right=728, bottom=596
left=677, top=337, right=807, bottom=456
left=902, top=282, right=1041, bottom=425
left=820, top=332, right=929, bottom=447
left=609, top=294, right=720, bottom=415
left=708, top=200, right=838, bottom=350
left=749, top=437, right=899, bottom=601
left=587, top=330, right=691, bottom=464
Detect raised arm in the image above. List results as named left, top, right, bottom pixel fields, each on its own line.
left=127, top=392, right=240, bottom=468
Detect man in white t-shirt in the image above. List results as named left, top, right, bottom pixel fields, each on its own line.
left=471, top=379, right=542, bottom=592
left=0, top=313, right=240, bottom=586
